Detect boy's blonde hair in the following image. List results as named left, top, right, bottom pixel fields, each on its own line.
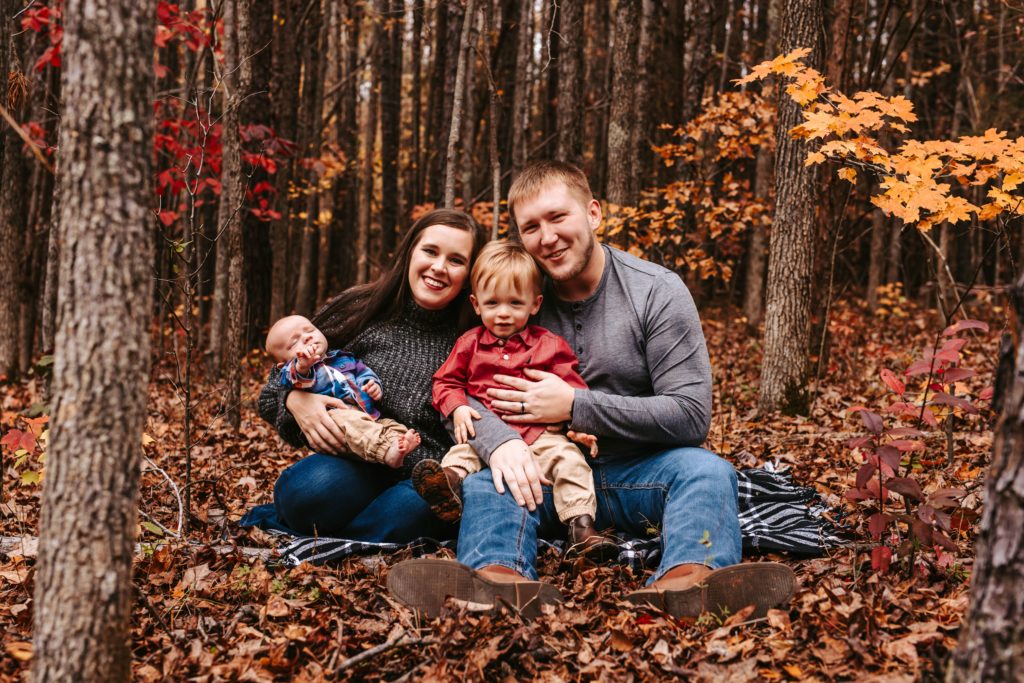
left=471, top=240, right=542, bottom=296
left=507, top=160, right=593, bottom=233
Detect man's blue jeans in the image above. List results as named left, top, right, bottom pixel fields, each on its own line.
left=267, top=454, right=456, bottom=541
left=457, top=446, right=742, bottom=583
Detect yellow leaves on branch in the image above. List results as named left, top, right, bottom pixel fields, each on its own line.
left=739, top=49, right=1024, bottom=229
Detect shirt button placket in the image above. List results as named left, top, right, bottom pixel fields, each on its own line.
left=572, top=303, right=585, bottom=359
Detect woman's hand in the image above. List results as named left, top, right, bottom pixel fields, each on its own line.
left=285, top=390, right=350, bottom=454
left=488, top=439, right=552, bottom=511
left=487, top=368, right=575, bottom=424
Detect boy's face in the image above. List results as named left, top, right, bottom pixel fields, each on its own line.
left=470, top=281, right=542, bottom=340
left=266, top=315, right=328, bottom=362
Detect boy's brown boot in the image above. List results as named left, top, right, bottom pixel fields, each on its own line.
left=566, top=514, right=619, bottom=561
left=412, top=459, right=464, bottom=522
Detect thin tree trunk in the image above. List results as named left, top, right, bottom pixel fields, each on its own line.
left=606, top=0, right=640, bottom=207
left=683, top=0, right=713, bottom=124
left=269, top=0, right=303, bottom=322
left=294, top=10, right=324, bottom=316
left=633, top=0, right=656, bottom=182
left=947, top=277, right=1024, bottom=681
left=379, top=0, right=403, bottom=257
left=743, top=0, right=779, bottom=332
left=444, top=0, right=477, bottom=208
left=410, top=0, right=423, bottom=207
left=459, top=6, right=480, bottom=209
left=356, top=18, right=378, bottom=283
left=0, top=31, right=26, bottom=378
left=758, top=0, right=822, bottom=415
left=30, top=0, right=153, bottom=679
left=484, top=0, right=501, bottom=237
left=221, top=0, right=251, bottom=429
left=555, top=0, right=583, bottom=162
left=510, top=0, right=531, bottom=176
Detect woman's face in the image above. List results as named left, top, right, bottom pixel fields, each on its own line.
left=406, top=224, right=475, bottom=310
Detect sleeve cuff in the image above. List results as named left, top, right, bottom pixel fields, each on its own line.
left=568, top=388, right=593, bottom=432
left=438, top=395, right=470, bottom=418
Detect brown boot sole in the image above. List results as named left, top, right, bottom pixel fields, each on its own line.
left=624, top=562, right=795, bottom=619
left=386, top=558, right=563, bottom=619
left=411, top=460, right=462, bottom=522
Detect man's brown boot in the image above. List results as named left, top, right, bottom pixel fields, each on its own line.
left=566, top=514, right=619, bottom=561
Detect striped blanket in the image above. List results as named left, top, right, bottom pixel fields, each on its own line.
left=243, top=465, right=847, bottom=568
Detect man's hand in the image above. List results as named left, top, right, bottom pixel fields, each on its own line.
left=452, top=405, right=481, bottom=444
left=488, top=439, right=552, bottom=511
left=286, top=390, right=350, bottom=454
left=363, top=379, right=383, bottom=401
left=568, top=430, right=598, bottom=457
left=487, top=369, right=575, bottom=424
left=294, top=345, right=321, bottom=374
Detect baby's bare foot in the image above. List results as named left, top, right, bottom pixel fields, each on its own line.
left=384, top=430, right=421, bottom=468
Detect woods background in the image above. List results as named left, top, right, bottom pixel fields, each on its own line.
left=1, top=0, right=1023, bottom=680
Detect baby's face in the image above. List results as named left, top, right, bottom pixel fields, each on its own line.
left=470, top=282, right=543, bottom=339
left=266, top=315, right=329, bottom=362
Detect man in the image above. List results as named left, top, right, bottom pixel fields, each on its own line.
left=388, top=160, right=795, bottom=619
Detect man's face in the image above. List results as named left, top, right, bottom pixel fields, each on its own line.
left=514, top=181, right=601, bottom=283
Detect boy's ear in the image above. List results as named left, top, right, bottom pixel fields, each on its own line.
left=531, top=294, right=543, bottom=315
left=469, top=293, right=481, bottom=315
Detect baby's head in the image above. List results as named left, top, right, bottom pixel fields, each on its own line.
left=265, top=315, right=329, bottom=363
left=469, top=241, right=543, bottom=339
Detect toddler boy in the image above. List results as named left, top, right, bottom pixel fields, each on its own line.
left=413, top=240, right=614, bottom=556
left=265, top=315, right=420, bottom=468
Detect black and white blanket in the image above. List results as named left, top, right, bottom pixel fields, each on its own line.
left=244, top=465, right=848, bottom=568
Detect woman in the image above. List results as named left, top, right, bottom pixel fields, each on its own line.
left=244, top=208, right=485, bottom=541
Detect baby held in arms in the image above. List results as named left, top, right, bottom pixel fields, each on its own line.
left=265, top=315, right=420, bottom=468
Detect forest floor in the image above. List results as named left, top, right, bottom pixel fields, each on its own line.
left=0, top=292, right=1002, bottom=682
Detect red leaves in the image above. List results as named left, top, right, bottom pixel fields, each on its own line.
left=0, top=429, right=36, bottom=453
left=872, top=546, right=893, bottom=573
left=880, top=369, right=905, bottom=396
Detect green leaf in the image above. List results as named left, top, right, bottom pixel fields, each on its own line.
left=141, top=521, right=165, bottom=537
left=20, top=470, right=40, bottom=485
left=35, top=355, right=54, bottom=368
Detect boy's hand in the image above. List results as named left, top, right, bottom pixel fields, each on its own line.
left=363, top=380, right=383, bottom=401
left=294, top=345, right=321, bottom=374
left=567, top=430, right=598, bottom=457
left=452, top=405, right=481, bottom=444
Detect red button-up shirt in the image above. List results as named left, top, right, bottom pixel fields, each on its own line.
left=432, top=324, right=587, bottom=445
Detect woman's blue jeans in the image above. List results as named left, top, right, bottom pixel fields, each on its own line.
left=456, top=446, right=742, bottom=583
left=270, top=453, right=456, bottom=541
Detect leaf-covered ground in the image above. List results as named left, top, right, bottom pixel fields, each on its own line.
left=0, top=296, right=999, bottom=681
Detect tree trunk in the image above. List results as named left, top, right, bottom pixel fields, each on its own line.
left=30, top=0, right=153, bottom=679
left=484, top=0, right=501, bottom=237
left=510, top=0, right=532, bottom=176
left=294, top=10, right=324, bottom=316
left=757, top=0, right=822, bottom=415
left=743, top=0, right=780, bottom=332
left=379, top=0, right=403, bottom=258
left=633, top=0, right=656, bottom=182
left=555, top=0, right=583, bottom=162
left=947, top=275, right=1024, bottom=681
left=356, top=19, right=378, bottom=283
left=269, top=0, right=303, bottom=322
left=444, top=0, right=477, bottom=208
left=409, top=0, right=423, bottom=207
left=606, top=0, right=640, bottom=207
left=221, top=0, right=250, bottom=429
left=0, top=19, right=25, bottom=379
left=682, top=0, right=713, bottom=124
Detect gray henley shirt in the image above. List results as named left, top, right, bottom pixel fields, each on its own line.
left=462, top=243, right=712, bottom=462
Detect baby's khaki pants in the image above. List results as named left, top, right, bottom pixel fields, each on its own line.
left=328, top=408, right=408, bottom=465
left=441, top=431, right=596, bottom=522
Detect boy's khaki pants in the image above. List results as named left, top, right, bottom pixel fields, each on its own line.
left=441, top=432, right=596, bottom=522
left=328, top=408, right=408, bottom=465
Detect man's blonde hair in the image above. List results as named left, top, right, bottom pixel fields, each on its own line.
left=471, top=240, right=542, bottom=296
left=507, top=160, right=593, bottom=232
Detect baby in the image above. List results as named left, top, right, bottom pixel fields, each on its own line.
left=413, top=240, right=614, bottom=557
left=265, top=315, right=420, bottom=468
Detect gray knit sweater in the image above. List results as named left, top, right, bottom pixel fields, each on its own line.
left=258, top=301, right=460, bottom=476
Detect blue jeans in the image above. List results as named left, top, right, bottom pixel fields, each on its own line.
left=457, top=446, right=741, bottom=583
left=261, top=453, right=456, bottom=541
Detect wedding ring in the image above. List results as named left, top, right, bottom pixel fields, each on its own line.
left=520, top=402, right=526, bottom=414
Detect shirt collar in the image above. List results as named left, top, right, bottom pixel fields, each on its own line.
left=479, top=325, right=536, bottom=347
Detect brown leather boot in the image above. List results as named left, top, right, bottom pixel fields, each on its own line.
left=412, top=460, right=463, bottom=522
left=566, top=514, right=619, bottom=561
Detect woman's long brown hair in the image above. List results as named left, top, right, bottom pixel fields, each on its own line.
left=312, top=209, right=485, bottom=348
